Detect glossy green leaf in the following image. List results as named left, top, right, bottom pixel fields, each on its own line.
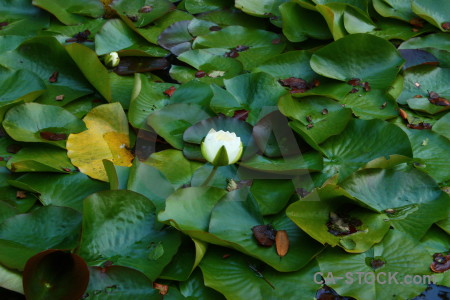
left=316, top=229, right=434, bottom=299
left=432, top=112, right=450, bottom=140
left=185, top=0, right=232, bottom=14
left=0, top=263, right=23, bottom=294
left=341, top=168, right=449, bottom=239
left=78, top=190, right=182, bottom=281
left=3, top=103, right=86, bottom=148
left=32, top=0, right=103, bottom=25
left=179, top=268, right=225, bottom=300
left=310, top=33, right=404, bottom=89
left=250, top=179, right=295, bottom=215
left=0, top=206, right=82, bottom=270
left=65, top=43, right=135, bottom=108
left=319, top=119, right=412, bottom=181
left=147, top=103, right=213, bottom=149
left=8, top=172, right=108, bottom=211
left=341, top=89, right=398, bottom=120
left=110, top=0, right=174, bottom=28
left=412, top=0, right=450, bottom=31
left=373, top=0, right=416, bottom=22
left=0, top=37, right=94, bottom=106
left=7, top=145, right=74, bottom=173
left=200, top=246, right=320, bottom=300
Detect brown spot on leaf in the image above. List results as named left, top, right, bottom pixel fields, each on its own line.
left=224, top=50, right=239, bottom=58
left=65, top=30, right=92, bottom=43
left=350, top=87, right=359, bottom=93
left=0, top=22, right=8, bottom=29
left=271, top=37, right=281, bottom=44
left=296, top=188, right=310, bottom=198
left=362, top=81, right=371, bottom=92
left=414, top=95, right=423, bottom=98
left=380, top=102, right=387, bottom=109
left=48, top=71, right=59, bottom=83
left=431, top=253, right=450, bottom=273
left=195, top=70, right=206, bottom=78
left=163, top=86, right=176, bottom=97
left=275, top=230, right=289, bottom=257
left=306, top=115, right=312, bottom=123
left=7, top=144, right=22, bottom=154
left=235, top=45, right=249, bottom=52
left=347, top=78, right=361, bottom=86
left=370, top=258, right=385, bottom=270
left=16, top=190, right=27, bottom=199
left=409, top=18, right=424, bottom=28
left=62, top=168, right=71, bottom=172
left=127, top=15, right=138, bottom=22
left=252, top=224, right=277, bottom=247
left=153, top=282, right=168, bottom=295
left=222, top=254, right=231, bottom=259
left=316, top=285, right=357, bottom=300
left=428, top=91, right=450, bottom=106
left=306, top=123, right=314, bottom=129
left=139, top=5, right=153, bottom=13
left=209, top=26, right=222, bottom=31
left=233, top=109, right=249, bottom=121
left=442, top=22, right=450, bottom=31
left=327, top=212, right=362, bottom=236
left=40, top=131, right=67, bottom=141
left=55, top=95, right=65, bottom=101
left=321, top=108, right=328, bottom=115
left=407, top=122, right=432, bottom=130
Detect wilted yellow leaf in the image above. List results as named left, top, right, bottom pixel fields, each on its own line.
left=67, top=103, right=133, bottom=181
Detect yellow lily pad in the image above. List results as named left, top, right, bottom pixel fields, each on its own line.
left=67, top=103, right=133, bottom=181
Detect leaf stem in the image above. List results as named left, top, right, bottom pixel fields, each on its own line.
left=201, top=165, right=218, bottom=187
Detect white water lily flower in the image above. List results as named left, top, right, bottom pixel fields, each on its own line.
left=201, top=129, right=243, bottom=166
left=104, top=51, right=120, bottom=67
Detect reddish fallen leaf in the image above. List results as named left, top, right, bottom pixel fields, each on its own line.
left=398, top=108, right=408, bottom=120
left=48, top=71, right=59, bottom=83
left=407, top=122, right=432, bottom=130
left=350, top=88, right=359, bottom=93
left=411, top=27, right=419, bottom=32
left=16, top=190, right=27, bottom=199
left=252, top=224, right=277, bottom=247
left=163, top=86, right=176, bottom=97
left=430, top=253, right=450, bottom=273
left=55, top=95, right=64, bottom=101
left=222, top=254, right=231, bottom=259
left=306, top=123, right=314, bottom=129
left=0, top=157, right=3, bottom=161
left=409, top=18, right=424, bottom=28
left=275, top=230, right=289, bottom=257
left=233, top=109, right=249, bottom=121
left=279, top=77, right=308, bottom=89
left=306, top=115, right=312, bottom=123
left=195, top=70, right=206, bottom=78
left=442, top=22, right=450, bottom=31
left=429, top=97, right=450, bottom=106
left=414, top=95, right=423, bottom=98
left=40, top=131, right=67, bottom=141
left=321, top=108, right=328, bottom=115
left=347, top=78, right=361, bottom=86
left=209, top=26, right=221, bottom=31
left=153, top=282, right=168, bottom=295
left=62, top=168, right=71, bottom=172
left=312, top=79, right=320, bottom=87
left=370, top=258, right=385, bottom=270
left=0, top=22, right=8, bottom=29
left=139, top=5, right=153, bottom=13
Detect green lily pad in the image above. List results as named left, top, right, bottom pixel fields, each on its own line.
left=401, top=126, right=450, bottom=183
left=373, top=0, right=416, bottom=22
left=0, top=69, right=45, bottom=121
left=341, top=168, right=449, bottom=239
left=190, top=164, right=240, bottom=189
left=200, top=246, right=320, bottom=299
left=32, top=0, right=104, bottom=25
left=179, top=268, right=225, bottom=300
left=310, top=33, right=404, bottom=89
left=341, top=89, right=399, bottom=120
left=279, top=94, right=352, bottom=149
left=397, top=66, right=450, bottom=111
left=84, top=265, right=162, bottom=299
left=158, top=20, right=193, bottom=55
left=65, top=43, right=135, bottom=108
left=316, top=229, right=434, bottom=299
left=23, top=250, right=89, bottom=300
left=412, top=0, right=450, bottom=31
left=369, top=17, right=435, bottom=41
left=169, top=80, right=214, bottom=107
left=95, top=19, right=167, bottom=56
left=147, top=103, right=213, bottom=149
left=0, top=263, right=23, bottom=294
left=279, top=2, right=331, bottom=42
left=8, top=172, right=108, bottom=211
left=0, top=206, right=82, bottom=270
left=7, top=145, right=74, bottom=173
left=110, top=0, right=175, bottom=28
left=250, top=179, right=295, bottom=215
left=185, top=0, right=232, bottom=14
left=77, top=190, right=182, bottom=281
left=211, top=72, right=287, bottom=125
left=0, top=37, right=94, bottom=106
left=399, top=33, right=450, bottom=52
left=2, top=103, right=86, bottom=148
left=432, top=112, right=450, bottom=140
left=234, top=0, right=289, bottom=17
left=240, top=152, right=323, bottom=175
left=193, top=26, right=285, bottom=70
left=0, top=0, right=49, bottom=36
left=319, top=119, right=412, bottom=181
left=177, top=49, right=244, bottom=85
left=128, top=74, right=174, bottom=128
left=286, top=184, right=391, bottom=252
